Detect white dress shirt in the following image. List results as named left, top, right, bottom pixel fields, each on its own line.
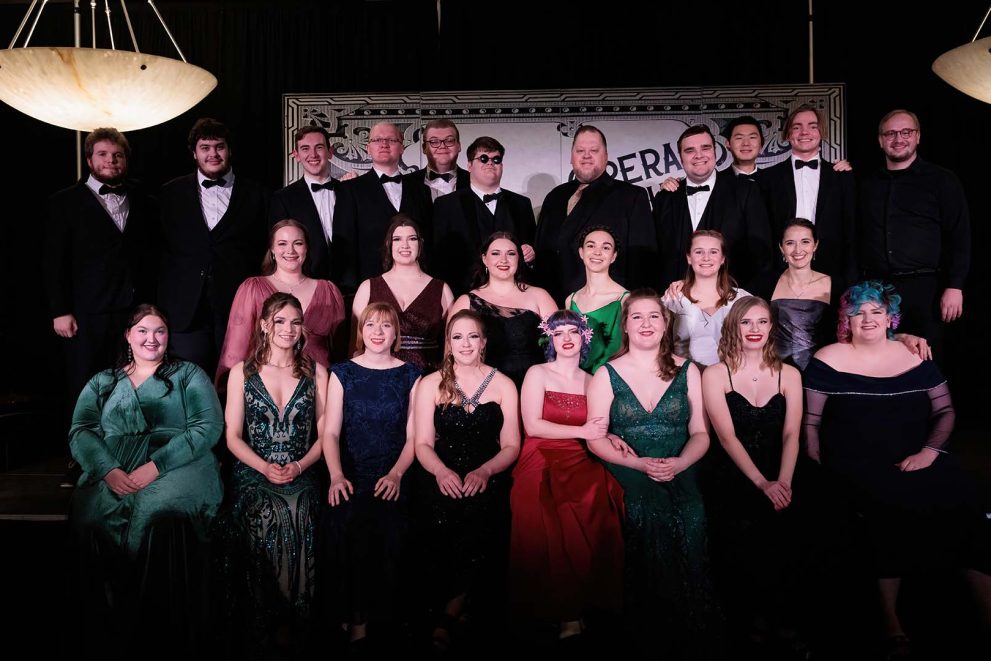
left=372, top=166, right=402, bottom=211
left=791, top=153, right=820, bottom=224
left=85, top=175, right=129, bottom=232
left=197, top=169, right=235, bottom=230
left=686, top=170, right=718, bottom=230
left=471, top=184, right=502, bottom=215
left=304, top=174, right=336, bottom=242
left=425, top=168, right=458, bottom=201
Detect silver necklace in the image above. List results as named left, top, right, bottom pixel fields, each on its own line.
left=272, top=274, right=307, bottom=294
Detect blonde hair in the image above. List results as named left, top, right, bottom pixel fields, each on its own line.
left=717, top=296, right=781, bottom=372
left=438, top=310, right=486, bottom=408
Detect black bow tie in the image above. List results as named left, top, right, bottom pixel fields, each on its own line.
left=427, top=170, right=453, bottom=182
left=686, top=184, right=710, bottom=196
left=794, top=159, right=819, bottom=170
left=310, top=180, right=336, bottom=192
left=379, top=173, right=403, bottom=184
left=98, top=184, right=125, bottom=196
left=202, top=178, right=226, bottom=189
left=482, top=192, right=503, bottom=203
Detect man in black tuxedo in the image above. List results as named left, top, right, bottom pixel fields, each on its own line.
left=533, top=125, right=656, bottom=304
left=158, top=118, right=269, bottom=373
left=653, top=125, right=772, bottom=295
left=723, top=115, right=765, bottom=180
left=403, top=118, right=470, bottom=213
left=759, top=104, right=858, bottom=293
left=270, top=125, right=339, bottom=279
left=45, top=127, right=159, bottom=400
left=431, top=136, right=536, bottom=295
left=334, top=121, right=429, bottom=290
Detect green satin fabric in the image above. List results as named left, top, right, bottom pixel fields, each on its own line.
left=69, top=361, right=224, bottom=555
left=570, top=293, right=628, bottom=374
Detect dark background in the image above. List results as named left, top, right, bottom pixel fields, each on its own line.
left=1, top=0, right=988, bottom=426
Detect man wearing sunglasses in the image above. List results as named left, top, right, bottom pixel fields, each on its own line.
left=859, top=109, right=971, bottom=360
left=431, top=136, right=536, bottom=295
left=405, top=119, right=470, bottom=214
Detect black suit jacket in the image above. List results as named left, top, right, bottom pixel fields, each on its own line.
left=333, top=169, right=430, bottom=290
left=45, top=180, right=159, bottom=319
left=431, top=187, right=536, bottom=295
left=403, top=166, right=470, bottom=214
left=158, top=173, right=270, bottom=331
left=270, top=177, right=336, bottom=279
left=760, top=158, right=858, bottom=292
left=653, top=169, right=773, bottom=296
left=533, top=175, right=656, bottom=304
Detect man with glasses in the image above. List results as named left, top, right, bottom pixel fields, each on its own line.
left=758, top=104, right=859, bottom=294
left=334, top=121, right=428, bottom=290
left=859, top=109, right=970, bottom=356
left=431, top=136, right=536, bottom=295
left=533, top=125, right=657, bottom=303
left=405, top=119, right=470, bottom=213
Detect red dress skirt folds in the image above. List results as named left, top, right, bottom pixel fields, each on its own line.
left=510, top=391, right=625, bottom=621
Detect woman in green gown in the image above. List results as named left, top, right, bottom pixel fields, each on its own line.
left=586, top=290, right=721, bottom=659
left=565, top=225, right=628, bottom=374
left=70, top=304, right=224, bottom=646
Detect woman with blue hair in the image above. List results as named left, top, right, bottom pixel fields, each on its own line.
left=509, top=309, right=626, bottom=640
left=803, top=281, right=990, bottom=658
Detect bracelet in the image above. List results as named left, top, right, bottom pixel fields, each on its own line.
left=293, top=460, right=303, bottom=475
left=923, top=445, right=948, bottom=455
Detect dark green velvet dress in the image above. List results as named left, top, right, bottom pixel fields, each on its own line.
left=69, top=361, right=224, bottom=555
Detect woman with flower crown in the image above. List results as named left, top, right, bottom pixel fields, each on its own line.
left=509, top=310, right=626, bottom=640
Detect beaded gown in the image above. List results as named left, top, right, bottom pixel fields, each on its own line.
left=469, top=292, right=543, bottom=387
left=416, top=369, right=510, bottom=605
left=369, top=276, right=445, bottom=371
left=224, top=371, right=322, bottom=630
left=510, top=391, right=625, bottom=620
left=321, top=361, right=421, bottom=623
left=603, top=362, right=721, bottom=659
left=569, top=292, right=628, bottom=374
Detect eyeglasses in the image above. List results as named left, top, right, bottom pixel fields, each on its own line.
left=425, top=137, right=458, bottom=148
left=368, top=137, right=402, bottom=146
left=880, top=128, right=918, bottom=140
left=473, top=154, right=503, bottom=165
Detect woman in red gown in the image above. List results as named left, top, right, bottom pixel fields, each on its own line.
left=510, top=309, right=625, bottom=639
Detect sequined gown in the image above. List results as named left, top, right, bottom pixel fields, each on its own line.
left=510, top=391, right=625, bottom=620
left=416, top=371, right=510, bottom=604
left=320, top=361, right=421, bottom=623
left=369, top=276, right=445, bottom=371
left=224, top=371, right=322, bottom=630
left=570, top=292, right=628, bottom=374
left=469, top=292, right=544, bottom=387
left=603, top=362, right=721, bottom=659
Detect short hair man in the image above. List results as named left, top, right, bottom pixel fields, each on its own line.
left=158, top=118, right=270, bottom=373
left=858, top=109, right=970, bottom=355
left=404, top=118, right=470, bottom=212
left=722, top=115, right=764, bottom=178
left=759, top=103, right=858, bottom=292
left=270, top=125, right=339, bottom=279
left=532, top=125, right=657, bottom=302
left=45, top=127, right=159, bottom=405
left=333, top=121, right=430, bottom=290
left=431, top=136, right=537, bottom=295
left=653, top=124, right=772, bottom=294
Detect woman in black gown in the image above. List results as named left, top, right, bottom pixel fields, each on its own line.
left=701, top=295, right=803, bottom=649
left=448, top=232, right=557, bottom=387
left=803, top=281, right=991, bottom=658
left=321, top=301, right=421, bottom=647
left=413, top=309, right=521, bottom=651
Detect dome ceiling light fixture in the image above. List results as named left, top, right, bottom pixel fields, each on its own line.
left=0, top=0, right=217, bottom=132
left=933, top=5, right=991, bottom=104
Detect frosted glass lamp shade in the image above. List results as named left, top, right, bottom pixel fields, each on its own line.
left=0, top=47, right=217, bottom=131
left=933, top=36, right=991, bottom=105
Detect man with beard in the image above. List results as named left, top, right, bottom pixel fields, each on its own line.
left=859, top=109, right=970, bottom=355
left=533, top=125, right=656, bottom=303
left=45, top=127, right=159, bottom=402
left=158, top=118, right=269, bottom=373
left=271, top=125, right=339, bottom=279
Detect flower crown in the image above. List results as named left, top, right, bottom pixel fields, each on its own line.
left=538, top=315, right=594, bottom=345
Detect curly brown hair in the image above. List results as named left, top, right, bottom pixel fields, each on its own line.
left=717, top=296, right=781, bottom=372
left=612, top=289, right=679, bottom=381
left=244, top=293, right=314, bottom=379
left=437, top=309, right=486, bottom=408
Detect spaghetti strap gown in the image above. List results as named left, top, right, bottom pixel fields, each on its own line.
left=603, top=362, right=721, bottom=659
left=369, top=276, right=445, bottom=371
left=509, top=391, right=625, bottom=621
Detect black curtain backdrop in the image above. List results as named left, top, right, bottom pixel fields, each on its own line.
left=2, top=0, right=987, bottom=424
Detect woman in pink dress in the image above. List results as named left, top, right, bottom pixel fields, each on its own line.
left=217, top=219, right=345, bottom=384
left=510, top=309, right=625, bottom=640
